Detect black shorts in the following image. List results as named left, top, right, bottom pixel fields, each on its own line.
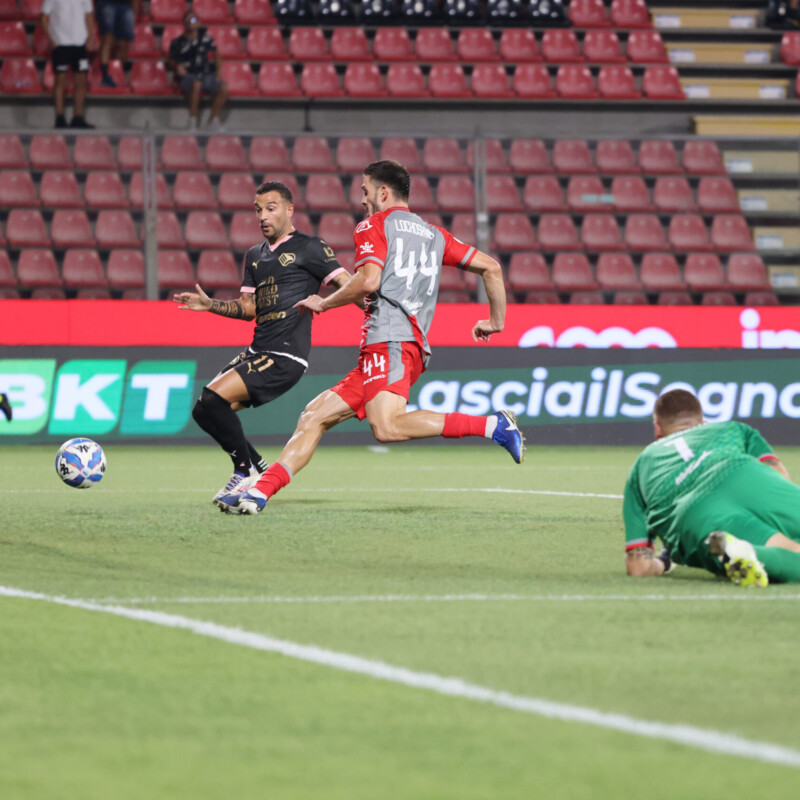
left=216, top=349, right=307, bottom=408
left=52, top=45, right=90, bottom=74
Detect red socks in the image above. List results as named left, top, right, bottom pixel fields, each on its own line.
left=442, top=412, right=486, bottom=439
left=255, top=462, right=292, bottom=499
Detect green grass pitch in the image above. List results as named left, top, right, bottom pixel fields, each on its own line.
left=2, top=442, right=800, bottom=799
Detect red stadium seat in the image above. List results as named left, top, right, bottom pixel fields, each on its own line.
left=701, top=291, right=736, bottom=306
left=194, top=0, right=233, bottom=22
left=156, top=211, right=186, bottom=248
left=263, top=173, right=303, bottom=208
left=653, top=177, right=696, bottom=212
left=658, top=290, right=694, bottom=305
left=538, top=214, right=581, bottom=251
left=597, top=65, right=641, bottom=99
left=624, top=214, right=668, bottom=251
left=130, top=61, right=174, bottom=95
left=727, top=253, right=770, bottom=291
left=348, top=174, right=364, bottom=210
left=710, top=215, right=755, bottom=252
left=583, top=30, right=625, bottom=63
left=249, top=136, right=291, bottom=172
left=596, top=140, right=638, bottom=174
left=229, top=211, right=260, bottom=250
left=84, top=172, right=128, bottom=209
left=638, top=140, right=682, bottom=174
left=611, top=0, right=652, bottom=28
left=185, top=211, right=229, bottom=249
left=293, top=137, right=335, bottom=172
left=450, top=213, right=476, bottom=246
left=522, top=290, right=560, bottom=304
left=289, top=27, right=329, bottom=61
left=150, top=0, right=186, bottom=22
left=74, top=287, right=112, bottom=299
left=499, top=29, right=540, bottom=63
left=301, top=63, right=344, bottom=97
left=74, top=136, right=117, bottom=170
left=160, top=24, right=183, bottom=57
left=118, top=136, right=145, bottom=171
left=428, top=63, right=472, bottom=98
left=318, top=212, right=356, bottom=249
left=582, top=213, right=624, bottom=251
left=684, top=253, right=727, bottom=291
left=626, top=29, right=668, bottom=63
left=523, top=175, right=568, bottom=212
left=486, top=175, right=524, bottom=212
left=541, top=29, right=582, bottom=63
left=161, top=135, right=204, bottom=170
left=52, top=210, right=95, bottom=248
left=19, top=0, right=44, bottom=20
left=374, top=28, right=414, bottom=61
left=780, top=32, right=800, bottom=65
left=206, top=135, right=247, bottom=171
left=96, top=210, right=139, bottom=248
left=415, top=28, right=457, bottom=61
left=643, top=65, right=684, bottom=100
left=107, top=250, right=145, bottom=289
left=218, top=173, right=257, bottom=210
left=641, top=252, right=686, bottom=290
left=0, top=0, right=20, bottom=19
left=0, top=21, right=32, bottom=56
left=0, top=250, right=15, bottom=287
left=0, top=171, right=39, bottom=207
left=438, top=264, right=466, bottom=292
left=513, top=64, right=557, bottom=98
left=567, top=175, right=611, bottom=211
left=305, top=174, right=348, bottom=211
left=0, top=57, right=42, bottom=93
left=17, top=249, right=60, bottom=288
left=30, top=135, right=71, bottom=170
left=258, top=62, right=302, bottom=97
left=62, top=249, right=106, bottom=289
left=32, top=24, right=51, bottom=56
left=597, top=252, right=641, bottom=289
left=466, top=139, right=510, bottom=174
left=29, top=287, right=66, bottom=299
left=344, top=63, right=386, bottom=97
left=668, top=214, right=711, bottom=252
left=234, top=0, right=276, bottom=24
left=173, top=172, right=216, bottom=210
left=331, top=27, right=371, bottom=61
left=457, top=29, right=498, bottom=62
left=158, top=250, right=194, bottom=289
left=508, top=252, right=554, bottom=292
left=510, top=139, right=553, bottom=173
left=436, top=175, right=475, bottom=212
left=337, top=138, right=376, bottom=172
left=386, top=63, right=429, bottom=97
left=438, top=289, right=472, bottom=303
left=7, top=211, right=50, bottom=247
left=472, top=64, right=514, bottom=98
left=207, top=25, right=245, bottom=59
left=409, top=175, right=437, bottom=211
left=221, top=62, right=259, bottom=96
left=381, top=138, right=423, bottom=172
left=129, top=173, right=174, bottom=210
left=610, top=176, right=653, bottom=211
left=423, top=138, right=467, bottom=174
left=197, top=250, right=240, bottom=288
left=569, top=0, right=610, bottom=27
left=128, top=24, right=160, bottom=58
left=682, top=140, right=725, bottom=175
left=614, top=290, right=648, bottom=305
left=744, top=290, right=779, bottom=306
left=291, top=211, right=313, bottom=233
left=553, top=140, right=596, bottom=174
left=88, top=59, right=129, bottom=94
left=0, top=135, right=28, bottom=168
left=494, top=213, right=537, bottom=251
left=247, top=27, right=287, bottom=60
left=553, top=254, right=598, bottom=293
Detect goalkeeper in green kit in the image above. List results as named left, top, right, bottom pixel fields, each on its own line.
left=623, top=389, right=800, bottom=587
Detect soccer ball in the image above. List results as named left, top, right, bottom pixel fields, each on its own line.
left=55, top=438, right=106, bottom=489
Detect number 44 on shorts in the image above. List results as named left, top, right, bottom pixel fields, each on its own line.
left=362, top=353, right=386, bottom=378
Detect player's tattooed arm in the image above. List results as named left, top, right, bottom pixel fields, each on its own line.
left=625, top=546, right=669, bottom=578
left=210, top=293, right=256, bottom=321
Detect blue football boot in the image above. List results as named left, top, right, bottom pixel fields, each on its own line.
left=492, top=410, right=525, bottom=464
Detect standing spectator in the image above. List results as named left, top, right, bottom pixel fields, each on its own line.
left=167, top=10, right=229, bottom=131
left=96, top=0, right=139, bottom=88
left=41, top=0, right=96, bottom=128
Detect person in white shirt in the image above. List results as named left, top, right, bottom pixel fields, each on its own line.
left=40, top=0, right=96, bottom=128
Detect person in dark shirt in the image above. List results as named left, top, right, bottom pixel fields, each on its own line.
left=173, top=181, right=352, bottom=507
left=166, top=9, right=228, bottom=130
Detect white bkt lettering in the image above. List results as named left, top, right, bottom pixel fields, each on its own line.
left=362, top=352, right=386, bottom=377
left=392, top=238, right=439, bottom=295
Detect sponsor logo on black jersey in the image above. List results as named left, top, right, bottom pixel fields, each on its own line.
left=278, top=253, right=296, bottom=267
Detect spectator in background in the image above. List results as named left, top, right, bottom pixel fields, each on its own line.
left=96, top=0, right=139, bottom=88
left=167, top=10, right=229, bottom=131
left=41, top=0, right=96, bottom=128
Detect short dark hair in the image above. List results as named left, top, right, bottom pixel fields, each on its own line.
left=255, top=181, right=293, bottom=204
left=654, top=389, right=702, bottom=426
left=363, top=160, right=410, bottom=201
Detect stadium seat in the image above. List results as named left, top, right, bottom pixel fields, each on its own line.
left=337, top=137, right=376, bottom=173
left=235, top=0, right=276, bottom=24
left=438, top=264, right=466, bottom=292
left=258, top=62, right=302, bottom=97
left=541, top=30, right=583, bottom=63
left=304, top=174, right=348, bottom=211
left=450, top=213, right=476, bottom=245
left=17, top=249, right=60, bottom=288
left=409, top=175, right=437, bottom=211
left=30, top=135, right=71, bottom=170
left=197, top=250, right=240, bottom=288
left=107, top=250, right=145, bottom=289
left=780, top=32, right=800, bottom=65
left=472, top=64, right=515, bottom=99
left=52, top=210, right=95, bottom=248
left=288, top=27, right=329, bottom=61
left=29, top=287, right=67, bottom=299
left=129, top=173, right=173, bottom=209
left=331, top=27, right=371, bottom=61
left=567, top=176, right=611, bottom=211
left=185, top=211, right=229, bottom=249
left=727, top=253, right=770, bottom=291
left=0, top=171, right=39, bottom=207
left=653, top=177, right=696, bottom=212
left=0, top=250, right=15, bottom=287
left=744, top=290, right=779, bottom=306
left=161, top=136, right=204, bottom=171
left=597, top=252, right=641, bottom=289
left=553, top=254, right=598, bottom=294
left=684, top=253, right=727, bottom=291
left=638, top=140, right=682, bottom=174
left=381, top=139, right=423, bottom=172
left=74, top=287, right=112, bottom=299
left=293, top=137, right=335, bottom=172
left=19, top=0, right=43, bottom=20
left=128, top=24, right=160, bottom=58
left=291, top=211, right=313, bottom=233
left=246, top=27, right=287, bottom=60
left=173, top=172, right=216, bottom=210
left=456, top=29, right=498, bottom=62
left=7, top=210, right=49, bottom=247
left=344, top=63, right=386, bottom=97
left=218, top=173, right=257, bottom=210
left=437, top=289, right=472, bottom=303
left=130, top=61, right=174, bottom=95
left=73, top=136, right=117, bottom=170
left=669, top=214, right=711, bottom=251
left=658, top=290, right=694, bottom=306
left=696, top=177, right=739, bottom=213
left=614, top=290, right=648, bottom=305
left=513, top=64, right=557, bottom=98
left=508, top=252, right=554, bottom=293
left=194, top=0, right=234, bottom=22
left=160, top=24, right=184, bottom=57
left=583, top=30, right=625, bottom=63
left=466, top=139, right=509, bottom=174
left=523, top=175, right=568, bottom=212
left=230, top=210, right=261, bottom=250
left=538, top=214, right=581, bottom=251
left=347, top=174, right=364, bottom=210
left=569, top=0, right=610, bottom=26
left=643, top=65, right=685, bottom=100
left=386, top=63, right=430, bottom=97
left=318, top=212, right=357, bottom=249
left=263, top=172, right=304, bottom=208
left=581, top=213, right=624, bottom=250
left=207, top=25, right=245, bottom=59
left=0, top=21, right=32, bottom=56
left=486, top=175, right=524, bottom=212
left=62, top=249, right=106, bottom=289
left=150, top=0, right=186, bottom=22
left=84, top=172, right=128, bottom=210
left=39, top=173, right=82, bottom=212
left=120, top=288, right=146, bottom=300
left=205, top=136, right=247, bottom=171
left=499, top=29, right=540, bottom=63
left=640, top=252, right=686, bottom=290
left=42, top=60, right=75, bottom=94
left=118, top=136, right=145, bottom=171
left=0, top=57, right=41, bottom=93
left=626, top=29, right=668, bottom=63
left=682, top=141, right=725, bottom=175
left=374, top=28, right=414, bottom=61
left=158, top=250, right=194, bottom=289
left=596, top=140, right=638, bottom=174
left=0, top=135, right=27, bottom=168
left=156, top=211, right=186, bottom=248
left=624, top=214, right=668, bottom=251
left=710, top=215, right=756, bottom=252
left=510, top=139, right=553, bottom=173
left=249, top=137, right=291, bottom=172
left=301, top=63, right=344, bottom=98
left=423, top=138, right=467, bottom=174
left=701, top=291, right=736, bottom=306
left=436, top=175, right=475, bottom=212
left=221, top=62, right=259, bottom=96
left=428, top=63, right=472, bottom=98
left=415, top=28, right=457, bottom=61
left=494, top=213, right=537, bottom=251
left=610, top=0, right=652, bottom=28
left=597, top=65, right=641, bottom=99
left=553, top=140, right=596, bottom=174
left=96, top=210, right=139, bottom=248
left=521, top=290, right=559, bottom=304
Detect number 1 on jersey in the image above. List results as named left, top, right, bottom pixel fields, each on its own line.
left=667, top=436, right=695, bottom=462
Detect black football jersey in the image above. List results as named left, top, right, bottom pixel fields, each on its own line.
left=241, top=231, right=342, bottom=361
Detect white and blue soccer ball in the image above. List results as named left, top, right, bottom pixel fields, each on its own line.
left=55, top=438, right=106, bottom=489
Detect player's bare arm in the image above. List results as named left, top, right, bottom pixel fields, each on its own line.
left=464, top=251, right=506, bottom=342
left=295, top=263, right=380, bottom=315
left=173, top=283, right=256, bottom=321
left=625, top=546, right=667, bottom=578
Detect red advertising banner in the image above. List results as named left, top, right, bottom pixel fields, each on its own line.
left=1, top=300, right=799, bottom=348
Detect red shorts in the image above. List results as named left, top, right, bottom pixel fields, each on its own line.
left=331, top=342, right=426, bottom=420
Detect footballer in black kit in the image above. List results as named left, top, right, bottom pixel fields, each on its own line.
left=173, top=181, right=352, bottom=508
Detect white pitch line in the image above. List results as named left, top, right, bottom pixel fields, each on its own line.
left=2, top=584, right=800, bottom=770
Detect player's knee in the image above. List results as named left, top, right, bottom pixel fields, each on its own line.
left=369, top=420, right=402, bottom=443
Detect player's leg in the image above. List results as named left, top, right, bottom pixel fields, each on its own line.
left=753, top=542, right=800, bottom=583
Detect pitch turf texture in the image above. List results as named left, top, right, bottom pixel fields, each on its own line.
left=2, top=443, right=800, bottom=799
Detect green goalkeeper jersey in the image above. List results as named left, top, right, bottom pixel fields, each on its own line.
left=623, top=421, right=775, bottom=558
